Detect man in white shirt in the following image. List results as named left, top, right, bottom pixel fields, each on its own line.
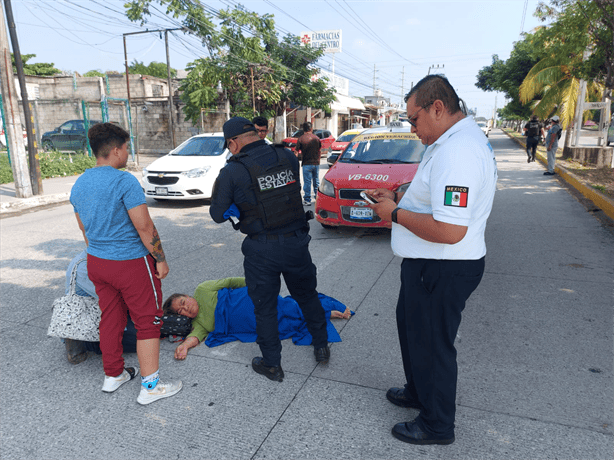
left=368, top=75, right=497, bottom=446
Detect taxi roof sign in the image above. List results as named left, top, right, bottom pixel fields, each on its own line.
left=354, top=131, right=421, bottom=142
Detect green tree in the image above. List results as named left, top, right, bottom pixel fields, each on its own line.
left=128, top=60, right=177, bottom=79
left=535, top=0, right=613, bottom=91
left=475, top=37, right=543, bottom=122
left=517, top=0, right=610, bottom=145
left=83, top=70, right=107, bottom=77
left=11, top=54, right=60, bottom=76
left=124, top=1, right=336, bottom=124
left=519, top=55, right=604, bottom=129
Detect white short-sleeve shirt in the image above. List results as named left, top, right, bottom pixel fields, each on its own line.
left=391, top=117, right=497, bottom=260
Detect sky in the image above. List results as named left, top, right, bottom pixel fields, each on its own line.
left=6, top=0, right=548, bottom=119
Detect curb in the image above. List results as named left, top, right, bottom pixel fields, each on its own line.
left=503, top=130, right=614, bottom=221
left=0, top=192, right=70, bottom=214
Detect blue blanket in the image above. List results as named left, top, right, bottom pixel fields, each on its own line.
left=205, top=288, right=351, bottom=347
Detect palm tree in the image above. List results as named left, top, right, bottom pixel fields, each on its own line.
left=519, top=56, right=605, bottom=146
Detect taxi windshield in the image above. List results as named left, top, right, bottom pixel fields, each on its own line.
left=336, top=133, right=359, bottom=143
left=339, top=136, right=424, bottom=164
left=170, top=137, right=226, bottom=156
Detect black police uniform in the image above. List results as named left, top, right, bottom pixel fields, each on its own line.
left=524, top=120, right=542, bottom=161
left=210, top=139, right=328, bottom=367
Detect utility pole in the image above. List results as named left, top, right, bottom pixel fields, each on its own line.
left=164, top=30, right=175, bottom=148
left=401, top=67, right=405, bottom=104
left=427, top=64, right=444, bottom=75
left=123, top=28, right=182, bottom=151
left=373, top=64, right=377, bottom=93
left=0, top=1, right=31, bottom=198
left=4, top=0, right=41, bottom=194
left=250, top=65, right=256, bottom=115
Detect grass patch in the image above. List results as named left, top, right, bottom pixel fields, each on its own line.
left=0, top=149, right=96, bottom=184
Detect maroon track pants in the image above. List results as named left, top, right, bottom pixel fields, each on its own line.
left=87, top=254, right=162, bottom=377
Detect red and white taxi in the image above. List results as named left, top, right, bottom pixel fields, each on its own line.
left=326, top=128, right=366, bottom=166
left=315, top=124, right=425, bottom=229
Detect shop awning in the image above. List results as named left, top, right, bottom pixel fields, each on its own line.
left=330, top=94, right=366, bottom=113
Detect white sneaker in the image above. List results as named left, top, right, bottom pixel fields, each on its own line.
left=137, top=380, right=183, bottom=405
left=102, top=367, right=139, bottom=393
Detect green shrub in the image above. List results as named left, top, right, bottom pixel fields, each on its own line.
left=0, top=149, right=97, bottom=184
left=0, top=153, right=13, bottom=184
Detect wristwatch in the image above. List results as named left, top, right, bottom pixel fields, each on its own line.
left=391, top=207, right=400, bottom=223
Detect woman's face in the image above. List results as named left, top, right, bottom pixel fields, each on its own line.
left=172, top=295, right=199, bottom=318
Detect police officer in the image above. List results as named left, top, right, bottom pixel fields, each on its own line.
left=210, top=117, right=330, bottom=383
left=523, top=115, right=545, bottom=163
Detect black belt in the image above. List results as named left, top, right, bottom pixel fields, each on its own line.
left=249, top=230, right=303, bottom=240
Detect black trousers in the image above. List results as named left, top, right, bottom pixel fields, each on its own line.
left=396, top=257, right=484, bottom=437
left=526, top=136, right=540, bottom=157
left=242, top=231, right=328, bottom=367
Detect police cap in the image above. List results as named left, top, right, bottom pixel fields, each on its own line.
left=223, top=117, right=257, bottom=148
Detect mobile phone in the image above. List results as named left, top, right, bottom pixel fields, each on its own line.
left=360, top=191, right=378, bottom=204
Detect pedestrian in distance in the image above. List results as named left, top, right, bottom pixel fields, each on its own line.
left=252, top=116, right=272, bottom=144
left=70, top=122, right=182, bottom=405
left=295, top=121, right=321, bottom=206
left=523, top=115, right=545, bottom=163
left=209, top=117, right=330, bottom=383
left=366, top=75, right=498, bottom=445
left=544, top=115, right=562, bottom=175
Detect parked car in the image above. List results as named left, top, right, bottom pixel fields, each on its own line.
left=282, top=128, right=335, bottom=156
left=141, top=133, right=229, bottom=201
left=41, top=119, right=101, bottom=151
left=315, top=125, right=425, bottom=229
left=326, top=128, right=366, bottom=166
left=608, top=119, right=613, bottom=146
left=476, top=121, right=491, bottom=137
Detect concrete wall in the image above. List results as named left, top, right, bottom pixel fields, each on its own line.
left=562, top=146, right=614, bottom=168
left=23, top=74, right=169, bottom=100
left=16, top=98, right=227, bottom=155
left=131, top=100, right=227, bottom=154
left=7, top=74, right=230, bottom=155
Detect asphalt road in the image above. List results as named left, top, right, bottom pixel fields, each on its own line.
left=0, top=130, right=612, bottom=459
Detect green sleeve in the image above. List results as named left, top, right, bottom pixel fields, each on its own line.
left=187, top=278, right=246, bottom=342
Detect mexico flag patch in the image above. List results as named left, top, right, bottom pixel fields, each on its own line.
left=444, top=186, right=468, bottom=207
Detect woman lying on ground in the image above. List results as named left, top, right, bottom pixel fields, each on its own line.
left=163, top=277, right=352, bottom=360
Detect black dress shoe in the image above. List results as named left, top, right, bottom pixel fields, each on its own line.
left=386, top=387, right=422, bottom=410
left=391, top=420, right=454, bottom=445
left=314, top=346, right=330, bottom=364
left=252, top=357, right=284, bottom=382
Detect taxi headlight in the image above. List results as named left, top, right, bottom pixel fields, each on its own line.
left=319, top=178, right=335, bottom=197
left=142, top=168, right=148, bottom=177
left=397, top=182, right=411, bottom=195
left=183, top=166, right=210, bottom=178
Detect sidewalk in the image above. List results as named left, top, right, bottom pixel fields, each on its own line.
left=504, top=129, right=614, bottom=222
left=0, top=155, right=158, bottom=215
